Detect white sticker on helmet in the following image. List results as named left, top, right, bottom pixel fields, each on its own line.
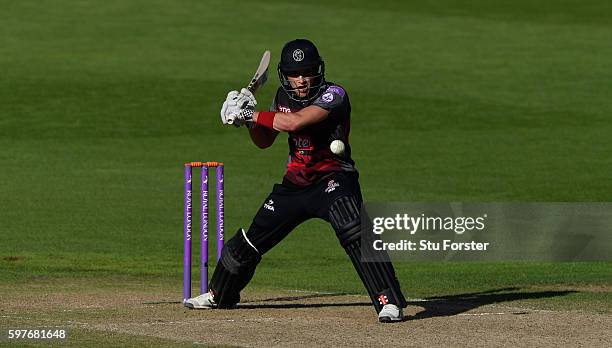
left=292, top=49, right=304, bottom=62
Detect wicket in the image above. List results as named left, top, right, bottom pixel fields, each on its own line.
left=183, top=161, right=224, bottom=304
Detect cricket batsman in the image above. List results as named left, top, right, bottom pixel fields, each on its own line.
left=186, top=39, right=407, bottom=322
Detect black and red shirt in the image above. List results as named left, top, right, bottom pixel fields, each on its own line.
left=271, top=82, right=357, bottom=186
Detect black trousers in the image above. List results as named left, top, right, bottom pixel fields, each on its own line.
left=245, top=171, right=363, bottom=253
left=241, top=171, right=406, bottom=311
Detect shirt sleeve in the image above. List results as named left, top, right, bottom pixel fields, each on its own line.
left=312, top=85, right=346, bottom=111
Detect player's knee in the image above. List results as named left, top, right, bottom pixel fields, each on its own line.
left=329, top=196, right=361, bottom=248
left=221, top=228, right=261, bottom=273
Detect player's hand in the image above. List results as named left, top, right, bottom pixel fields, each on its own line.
left=221, top=101, right=241, bottom=125
left=233, top=88, right=256, bottom=127
left=220, top=90, right=241, bottom=125
left=237, top=88, right=257, bottom=108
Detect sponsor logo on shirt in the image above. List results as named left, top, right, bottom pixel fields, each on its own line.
left=292, top=136, right=311, bottom=148
left=321, top=92, right=334, bottom=103
left=326, top=85, right=345, bottom=97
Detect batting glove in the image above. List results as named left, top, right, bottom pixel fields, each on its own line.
left=220, top=90, right=241, bottom=125
left=233, top=88, right=257, bottom=127
left=238, top=88, right=257, bottom=108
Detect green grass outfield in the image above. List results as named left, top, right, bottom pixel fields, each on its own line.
left=1, top=0, right=611, bottom=315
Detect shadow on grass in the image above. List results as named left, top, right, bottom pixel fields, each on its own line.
left=409, top=287, right=577, bottom=320
left=145, top=287, right=577, bottom=318
left=233, top=287, right=577, bottom=317
left=237, top=292, right=370, bottom=309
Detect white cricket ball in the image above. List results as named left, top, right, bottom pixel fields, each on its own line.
left=330, top=140, right=345, bottom=155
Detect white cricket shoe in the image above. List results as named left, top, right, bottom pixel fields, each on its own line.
left=378, top=304, right=404, bottom=323
left=184, top=292, right=216, bottom=309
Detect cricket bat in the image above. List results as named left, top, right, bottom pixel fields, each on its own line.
left=247, top=50, right=270, bottom=93
left=227, top=50, right=270, bottom=125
